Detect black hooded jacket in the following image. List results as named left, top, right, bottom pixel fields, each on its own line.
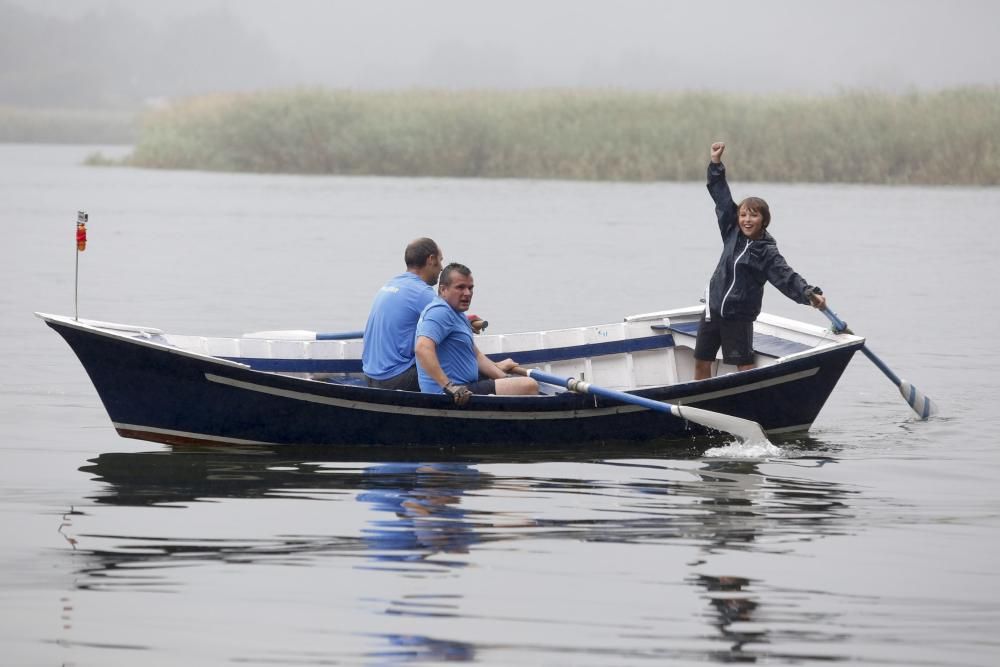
left=705, top=161, right=817, bottom=320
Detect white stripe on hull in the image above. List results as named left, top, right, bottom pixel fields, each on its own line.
left=204, top=367, right=819, bottom=421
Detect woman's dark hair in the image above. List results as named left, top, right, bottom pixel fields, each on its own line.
left=739, top=197, right=771, bottom=228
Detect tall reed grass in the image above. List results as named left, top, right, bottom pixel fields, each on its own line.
left=124, top=88, right=1000, bottom=185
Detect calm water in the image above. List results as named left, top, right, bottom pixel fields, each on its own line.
left=2, top=144, right=999, bottom=666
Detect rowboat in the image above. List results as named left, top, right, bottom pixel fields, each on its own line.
left=37, top=306, right=863, bottom=448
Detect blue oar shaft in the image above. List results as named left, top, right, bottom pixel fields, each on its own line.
left=316, top=331, right=365, bottom=340
left=820, top=307, right=902, bottom=384
left=820, top=306, right=936, bottom=419
left=857, top=345, right=902, bottom=386
left=518, top=367, right=770, bottom=443
left=531, top=369, right=676, bottom=414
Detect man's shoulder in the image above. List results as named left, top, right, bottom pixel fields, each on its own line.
left=416, top=298, right=458, bottom=339
left=422, top=298, right=468, bottom=328
left=420, top=296, right=451, bottom=320
left=421, top=297, right=452, bottom=318
left=384, top=272, right=433, bottom=299
left=387, top=271, right=425, bottom=287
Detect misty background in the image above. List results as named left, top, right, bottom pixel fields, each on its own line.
left=3, top=0, right=999, bottom=111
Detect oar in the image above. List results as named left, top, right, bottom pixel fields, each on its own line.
left=511, top=366, right=771, bottom=444
left=820, top=306, right=937, bottom=419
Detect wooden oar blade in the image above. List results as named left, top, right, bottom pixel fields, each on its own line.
left=672, top=405, right=771, bottom=444
left=898, top=380, right=938, bottom=420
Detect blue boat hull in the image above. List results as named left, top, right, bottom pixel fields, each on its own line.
left=46, top=318, right=859, bottom=448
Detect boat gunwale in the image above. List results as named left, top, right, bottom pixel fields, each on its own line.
left=37, top=309, right=865, bottom=400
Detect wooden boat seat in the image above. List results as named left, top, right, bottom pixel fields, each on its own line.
left=650, top=322, right=814, bottom=359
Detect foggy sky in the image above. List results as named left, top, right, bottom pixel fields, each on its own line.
left=11, top=0, right=1000, bottom=93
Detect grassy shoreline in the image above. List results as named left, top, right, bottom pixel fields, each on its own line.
left=102, top=88, right=1000, bottom=185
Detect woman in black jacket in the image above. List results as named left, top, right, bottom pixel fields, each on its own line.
left=694, top=142, right=827, bottom=380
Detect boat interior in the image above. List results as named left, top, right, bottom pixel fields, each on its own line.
left=64, top=305, right=855, bottom=392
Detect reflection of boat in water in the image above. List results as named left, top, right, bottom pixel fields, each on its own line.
left=40, top=306, right=862, bottom=447
left=78, top=444, right=690, bottom=506
left=80, top=447, right=378, bottom=506
left=78, top=445, right=852, bottom=554
left=70, top=446, right=856, bottom=661
left=74, top=449, right=506, bottom=587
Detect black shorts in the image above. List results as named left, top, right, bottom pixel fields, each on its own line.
left=365, top=364, right=420, bottom=391
left=466, top=379, right=497, bottom=395
left=693, top=312, right=755, bottom=366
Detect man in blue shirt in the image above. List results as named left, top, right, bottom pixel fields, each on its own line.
left=362, top=238, right=443, bottom=390
left=415, top=263, right=537, bottom=405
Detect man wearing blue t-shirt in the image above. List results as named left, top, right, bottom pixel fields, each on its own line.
left=362, top=238, right=443, bottom=390
left=415, top=263, right=537, bottom=405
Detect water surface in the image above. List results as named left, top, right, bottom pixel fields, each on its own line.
left=2, top=144, right=998, bottom=666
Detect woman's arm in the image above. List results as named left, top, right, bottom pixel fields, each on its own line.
left=707, top=141, right=737, bottom=236
left=763, top=249, right=825, bottom=308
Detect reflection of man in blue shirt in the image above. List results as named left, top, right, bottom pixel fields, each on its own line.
left=362, top=238, right=443, bottom=391
left=415, top=263, right=538, bottom=404
left=357, top=462, right=484, bottom=562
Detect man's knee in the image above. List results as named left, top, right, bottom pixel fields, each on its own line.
left=495, top=376, right=538, bottom=396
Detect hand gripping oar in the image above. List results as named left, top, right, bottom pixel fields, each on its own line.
left=820, top=307, right=937, bottom=419
left=511, top=367, right=771, bottom=444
